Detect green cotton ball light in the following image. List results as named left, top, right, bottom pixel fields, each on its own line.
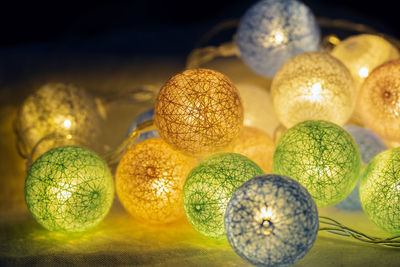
left=360, top=148, right=400, bottom=234
left=273, top=120, right=361, bottom=207
left=183, top=153, right=264, bottom=240
left=25, top=146, right=114, bottom=233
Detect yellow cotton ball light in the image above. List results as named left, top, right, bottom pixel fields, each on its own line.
left=229, top=126, right=275, bottom=173
left=331, top=34, right=399, bottom=90
left=116, top=138, right=197, bottom=224
left=358, top=59, right=400, bottom=141
left=154, top=68, right=244, bottom=158
left=271, top=52, right=355, bottom=129
left=15, top=83, right=102, bottom=157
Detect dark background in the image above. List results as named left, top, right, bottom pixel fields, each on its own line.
left=0, top=0, right=398, bottom=88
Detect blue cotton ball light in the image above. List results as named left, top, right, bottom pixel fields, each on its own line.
left=236, top=0, right=320, bottom=78
left=225, top=174, right=318, bottom=267
left=335, top=125, right=387, bottom=210
left=127, top=109, right=159, bottom=143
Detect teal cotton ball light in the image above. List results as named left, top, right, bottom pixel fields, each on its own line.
left=183, top=153, right=264, bottom=240
left=25, top=146, right=114, bottom=233
left=360, top=148, right=400, bottom=234
left=225, top=175, right=318, bottom=267
left=236, top=0, right=320, bottom=77
left=273, top=120, right=361, bottom=207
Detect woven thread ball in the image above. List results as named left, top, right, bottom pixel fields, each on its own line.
left=25, top=146, right=114, bottom=232
left=358, top=59, right=400, bottom=141
left=335, top=126, right=387, bottom=210
left=360, top=148, right=400, bottom=234
left=127, top=108, right=159, bottom=142
left=273, top=120, right=361, bottom=207
left=331, top=34, right=399, bottom=90
left=229, top=126, right=275, bottom=173
left=225, top=175, right=318, bottom=267
left=183, top=153, right=263, bottom=240
left=271, top=52, right=355, bottom=129
left=116, top=138, right=196, bottom=224
left=16, top=83, right=102, bottom=157
left=236, top=0, right=320, bottom=78
left=154, top=68, right=244, bottom=158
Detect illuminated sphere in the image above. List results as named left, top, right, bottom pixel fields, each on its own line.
left=225, top=175, right=318, bottom=267
left=360, top=148, right=400, bottom=234
left=183, top=153, right=263, bottom=240
left=230, top=126, right=275, bottom=173
left=25, top=146, right=114, bottom=232
left=16, top=83, right=102, bottom=156
left=236, top=0, right=320, bottom=77
left=271, top=52, right=355, bottom=129
left=127, top=108, right=159, bottom=143
left=335, top=126, right=387, bottom=210
left=331, top=34, right=399, bottom=89
left=154, top=68, right=244, bottom=158
left=116, top=138, right=196, bottom=224
left=273, top=120, right=361, bottom=207
left=358, top=59, right=400, bottom=141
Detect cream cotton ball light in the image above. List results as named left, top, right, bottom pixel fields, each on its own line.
left=271, top=52, right=355, bottom=129
left=154, top=68, right=244, bottom=158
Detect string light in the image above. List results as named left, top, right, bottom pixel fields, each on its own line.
left=335, top=125, right=387, bottom=210
left=15, top=83, right=102, bottom=158
left=236, top=0, right=320, bottom=77
left=183, top=153, right=263, bottom=240
left=116, top=138, right=196, bottom=224
left=271, top=52, right=355, bottom=129
left=331, top=34, right=399, bottom=90
left=25, top=146, right=114, bottom=233
left=225, top=175, right=318, bottom=267
left=154, top=68, right=244, bottom=158
left=229, top=126, right=275, bottom=173
left=360, top=148, right=400, bottom=234
left=358, top=59, right=400, bottom=142
left=127, top=109, right=159, bottom=143
left=273, top=120, right=361, bottom=207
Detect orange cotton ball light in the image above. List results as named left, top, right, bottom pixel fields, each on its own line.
left=358, top=59, right=400, bottom=141
left=116, top=138, right=197, bottom=224
left=230, top=126, right=275, bottom=173
left=154, top=68, right=244, bottom=158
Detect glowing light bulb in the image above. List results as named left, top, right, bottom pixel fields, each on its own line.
left=331, top=34, right=399, bottom=89
left=154, top=68, right=244, bottom=158
left=236, top=0, right=320, bottom=77
left=358, top=59, right=400, bottom=141
left=271, top=52, right=355, bottom=128
left=225, top=175, right=318, bottom=266
left=25, top=146, right=114, bottom=233
left=273, top=120, right=361, bottom=207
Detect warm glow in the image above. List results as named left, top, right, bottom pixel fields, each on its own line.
left=63, top=119, right=72, bottom=129
left=303, top=82, right=324, bottom=102
left=256, top=205, right=274, bottom=222
left=358, top=67, right=369, bottom=78
left=271, top=30, right=285, bottom=45
left=66, top=134, right=72, bottom=140
left=55, top=182, right=75, bottom=201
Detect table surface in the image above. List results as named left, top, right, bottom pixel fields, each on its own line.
left=1, top=56, right=399, bottom=266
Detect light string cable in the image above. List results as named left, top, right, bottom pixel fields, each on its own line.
left=186, top=17, right=400, bottom=69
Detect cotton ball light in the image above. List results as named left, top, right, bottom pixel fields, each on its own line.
left=273, top=120, right=361, bottom=207
left=225, top=175, right=318, bottom=267
left=335, top=125, right=387, bottom=210
left=331, top=34, right=399, bottom=90
left=116, top=138, right=196, bottom=224
left=183, top=153, right=263, bottom=240
left=236, top=0, right=320, bottom=78
left=15, top=83, right=102, bottom=157
left=25, top=146, right=114, bottom=232
left=236, top=83, right=279, bottom=136
left=154, top=68, right=243, bottom=158
left=358, top=59, right=400, bottom=142
left=360, top=148, right=400, bottom=234
left=271, top=52, right=355, bottom=129
left=229, top=126, right=275, bottom=173
left=127, top=108, right=159, bottom=142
